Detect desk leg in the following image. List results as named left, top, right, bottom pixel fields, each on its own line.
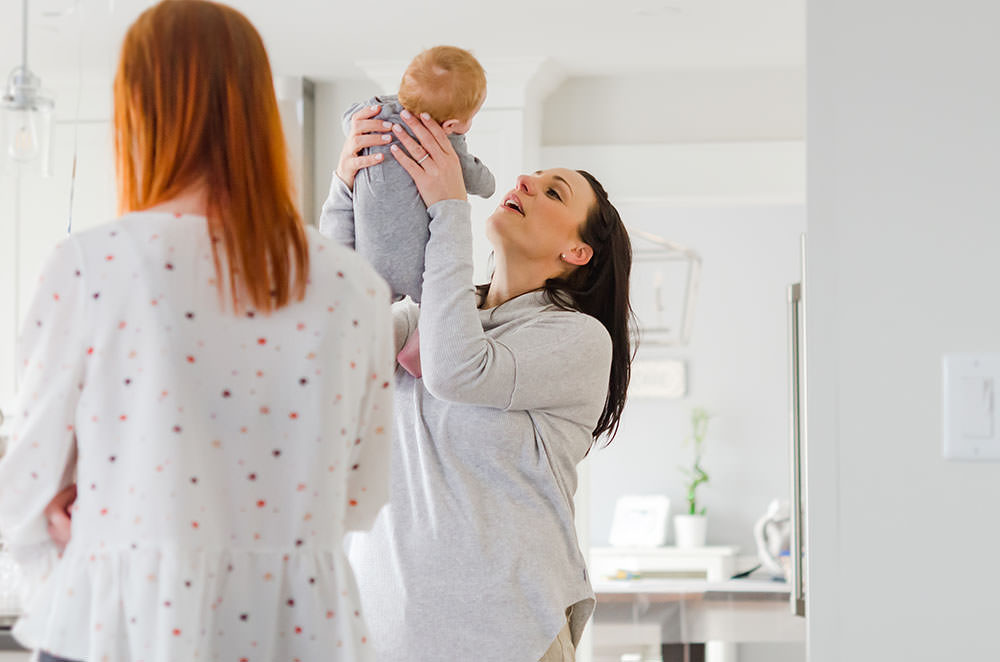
left=661, top=643, right=704, bottom=662
left=706, top=642, right=738, bottom=662
left=659, top=641, right=738, bottom=662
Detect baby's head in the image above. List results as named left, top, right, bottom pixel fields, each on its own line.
left=398, top=46, right=486, bottom=135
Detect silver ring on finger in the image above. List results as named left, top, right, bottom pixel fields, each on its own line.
left=418, top=154, right=429, bottom=164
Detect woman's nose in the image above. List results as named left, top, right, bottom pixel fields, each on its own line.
left=515, top=174, right=534, bottom=194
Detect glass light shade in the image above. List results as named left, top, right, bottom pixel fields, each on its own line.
left=2, top=68, right=55, bottom=177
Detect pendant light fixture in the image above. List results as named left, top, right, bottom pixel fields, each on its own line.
left=2, top=0, right=55, bottom=175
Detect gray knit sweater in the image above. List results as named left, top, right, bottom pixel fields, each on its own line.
left=322, top=175, right=611, bottom=661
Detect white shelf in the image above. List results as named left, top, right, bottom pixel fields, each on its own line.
left=594, top=545, right=740, bottom=557
left=594, top=577, right=790, bottom=595
left=590, top=545, right=741, bottom=583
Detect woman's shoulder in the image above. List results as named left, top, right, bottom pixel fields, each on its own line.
left=521, top=305, right=612, bottom=352
left=56, top=212, right=188, bottom=257
left=305, top=225, right=391, bottom=301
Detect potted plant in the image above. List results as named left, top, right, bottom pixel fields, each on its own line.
left=674, top=407, right=711, bottom=548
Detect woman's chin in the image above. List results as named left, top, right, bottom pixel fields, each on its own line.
left=485, top=212, right=508, bottom=239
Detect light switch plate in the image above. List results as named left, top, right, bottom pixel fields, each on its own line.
left=943, top=354, right=1000, bottom=461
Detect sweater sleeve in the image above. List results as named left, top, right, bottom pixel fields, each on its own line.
left=0, top=237, right=88, bottom=596
left=317, top=171, right=356, bottom=248
left=344, top=279, right=394, bottom=532
left=451, top=135, right=496, bottom=199
left=418, top=200, right=612, bottom=412
left=317, top=177, right=418, bottom=359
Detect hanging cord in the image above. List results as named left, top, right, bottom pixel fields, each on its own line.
left=10, top=0, right=28, bottom=395
left=66, top=0, right=84, bottom=234
left=12, top=171, right=22, bottom=393
left=21, top=0, right=28, bottom=74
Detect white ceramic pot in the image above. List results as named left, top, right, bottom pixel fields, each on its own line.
left=673, top=514, right=708, bottom=548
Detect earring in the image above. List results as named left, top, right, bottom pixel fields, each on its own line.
left=560, top=253, right=565, bottom=260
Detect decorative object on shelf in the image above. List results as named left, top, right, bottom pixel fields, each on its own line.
left=673, top=513, right=707, bottom=549
left=674, top=406, right=711, bottom=548
left=608, top=495, right=671, bottom=547
left=628, top=228, right=701, bottom=347
left=2, top=0, right=55, bottom=175
left=754, top=498, right=792, bottom=579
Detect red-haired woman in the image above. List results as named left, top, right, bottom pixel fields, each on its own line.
left=0, top=2, right=393, bottom=660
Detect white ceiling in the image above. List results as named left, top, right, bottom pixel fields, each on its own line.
left=1, top=0, right=804, bottom=83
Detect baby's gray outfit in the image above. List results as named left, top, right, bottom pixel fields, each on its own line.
left=319, top=94, right=495, bottom=301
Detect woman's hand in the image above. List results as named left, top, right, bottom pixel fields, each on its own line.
left=390, top=111, right=467, bottom=207
left=44, top=483, right=76, bottom=551
left=336, top=105, right=394, bottom=190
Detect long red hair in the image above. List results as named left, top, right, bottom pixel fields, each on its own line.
left=113, top=0, right=308, bottom=313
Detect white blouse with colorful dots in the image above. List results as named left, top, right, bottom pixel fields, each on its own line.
left=0, top=212, right=394, bottom=662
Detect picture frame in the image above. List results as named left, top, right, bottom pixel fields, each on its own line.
left=608, top=495, right=672, bottom=547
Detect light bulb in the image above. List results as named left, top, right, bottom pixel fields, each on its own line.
left=7, top=112, right=40, bottom=163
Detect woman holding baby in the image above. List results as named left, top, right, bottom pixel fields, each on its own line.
left=326, top=47, right=635, bottom=661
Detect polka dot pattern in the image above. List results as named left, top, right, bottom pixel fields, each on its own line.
left=0, top=214, right=394, bottom=661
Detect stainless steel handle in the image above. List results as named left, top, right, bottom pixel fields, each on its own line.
left=787, top=281, right=806, bottom=617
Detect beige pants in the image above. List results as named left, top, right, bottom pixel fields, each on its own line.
left=539, top=618, right=575, bottom=661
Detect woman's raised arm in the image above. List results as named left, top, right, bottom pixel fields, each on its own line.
left=317, top=105, right=393, bottom=244
left=388, top=113, right=611, bottom=413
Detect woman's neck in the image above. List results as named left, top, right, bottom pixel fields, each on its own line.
left=482, top=251, right=559, bottom=309
left=142, top=183, right=209, bottom=216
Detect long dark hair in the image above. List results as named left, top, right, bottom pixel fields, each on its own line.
left=481, top=171, right=635, bottom=444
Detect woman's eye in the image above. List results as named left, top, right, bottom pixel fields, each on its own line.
left=546, top=188, right=562, bottom=201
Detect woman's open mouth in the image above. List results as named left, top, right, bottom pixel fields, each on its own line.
left=502, top=193, right=524, bottom=216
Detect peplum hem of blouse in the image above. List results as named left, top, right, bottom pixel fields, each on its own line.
left=11, top=544, right=375, bottom=662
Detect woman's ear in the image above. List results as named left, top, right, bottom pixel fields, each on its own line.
left=562, top=243, right=594, bottom=267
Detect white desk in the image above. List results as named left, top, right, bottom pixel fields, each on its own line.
left=590, top=547, right=804, bottom=662
left=594, top=577, right=793, bottom=595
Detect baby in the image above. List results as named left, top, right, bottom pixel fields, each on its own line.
left=322, top=45, right=495, bottom=304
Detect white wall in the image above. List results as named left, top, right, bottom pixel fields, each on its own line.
left=542, top=139, right=805, bottom=555
left=543, top=143, right=805, bottom=203
left=543, top=70, right=805, bottom=146
left=807, top=0, right=1000, bottom=659
left=584, top=200, right=805, bottom=552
